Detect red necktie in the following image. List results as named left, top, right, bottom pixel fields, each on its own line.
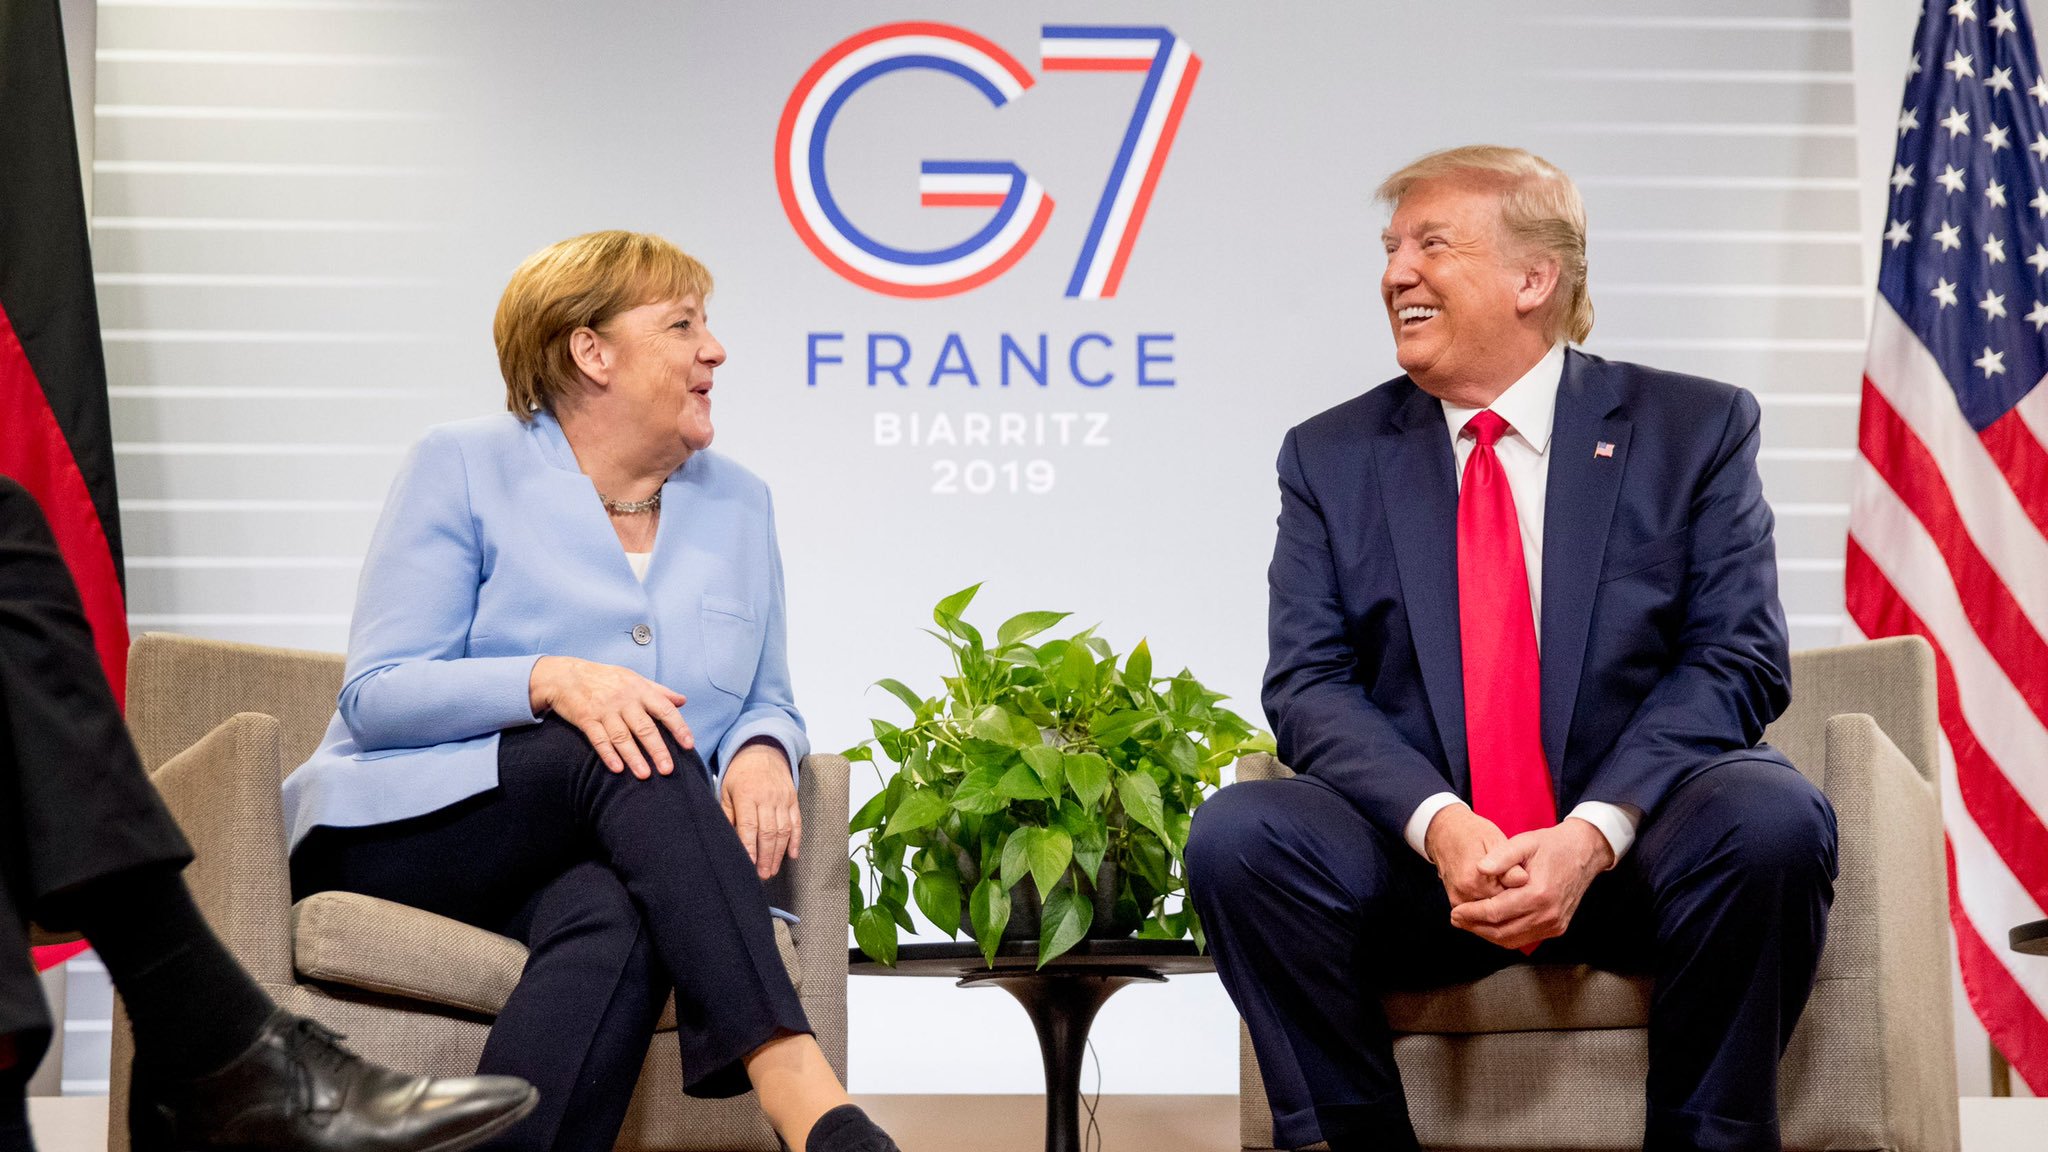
left=1457, top=410, right=1556, bottom=839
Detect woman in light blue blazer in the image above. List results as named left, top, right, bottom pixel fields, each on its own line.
left=285, top=233, right=898, bottom=1152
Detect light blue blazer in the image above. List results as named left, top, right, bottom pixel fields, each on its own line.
left=283, top=409, right=809, bottom=852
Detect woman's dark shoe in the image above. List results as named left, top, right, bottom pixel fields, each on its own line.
left=805, top=1104, right=900, bottom=1152
left=130, top=1010, right=537, bottom=1152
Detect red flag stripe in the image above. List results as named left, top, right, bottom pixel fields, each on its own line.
left=1978, top=403, right=2048, bottom=538
left=1949, top=838, right=2048, bottom=1085
left=1858, top=379, right=2048, bottom=727
left=1862, top=309, right=2048, bottom=623
left=1847, top=540, right=2048, bottom=910
left=0, top=301, right=127, bottom=706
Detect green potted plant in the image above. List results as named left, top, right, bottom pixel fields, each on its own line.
left=846, top=583, right=1274, bottom=968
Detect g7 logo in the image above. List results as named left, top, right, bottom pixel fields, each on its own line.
left=775, top=22, right=1201, bottom=299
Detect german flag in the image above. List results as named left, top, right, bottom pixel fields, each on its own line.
left=1, top=0, right=128, bottom=972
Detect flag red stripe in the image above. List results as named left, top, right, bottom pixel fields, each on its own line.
left=1846, top=540, right=2048, bottom=906
left=1978, top=402, right=2048, bottom=538
left=1859, top=380, right=2048, bottom=727
left=0, top=301, right=127, bottom=706
left=1948, top=837, right=2048, bottom=1092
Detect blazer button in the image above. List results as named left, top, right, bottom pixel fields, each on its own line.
left=631, top=624, right=652, bottom=646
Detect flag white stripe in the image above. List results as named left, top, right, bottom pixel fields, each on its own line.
left=1865, top=299, right=2048, bottom=638
left=2015, top=373, right=2048, bottom=454
left=1849, top=464, right=2048, bottom=827
left=1940, top=734, right=2048, bottom=1020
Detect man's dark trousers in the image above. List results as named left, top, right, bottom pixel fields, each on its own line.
left=1187, top=756, right=1837, bottom=1152
left=0, top=476, right=192, bottom=1077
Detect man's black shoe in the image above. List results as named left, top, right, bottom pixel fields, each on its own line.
left=131, top=1010, right=537, bottom=1152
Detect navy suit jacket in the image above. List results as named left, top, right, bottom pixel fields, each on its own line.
left=1264, top=348, right=1792, bottom=839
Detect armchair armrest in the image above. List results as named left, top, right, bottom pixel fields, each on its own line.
left=148, top=712, right=294, bottom=988
left=1235, top=752, right=1291, bottom=784
left=785, top=751, right=851, bottom=1081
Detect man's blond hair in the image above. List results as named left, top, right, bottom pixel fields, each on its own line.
left=494, top=231, right=713, bottom=420
left=1376, top=145, right=1593, bottom=344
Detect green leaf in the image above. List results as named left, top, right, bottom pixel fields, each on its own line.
left=1071, top=819, right=1109, bottom=883
left=950, top=766, right=1009, bottom=815
left=997, top=610, right=1071, bottom=647
left=1124, top=638, right=1153, bottom=689
left=1166, top=810, right=1193, bottom=859
left=933, top=582, right=982, bottom=626
left=1000, top=832, right=1031, bottom=890
left=1036, top=882, right=1093, bottom=967
left=974, top=707, right=1042, bottom=748
left=882, top=787, right=949, bottom=840
left=842, top=743, right=874, bottom=763
left=1116, top=772, right=1170, bottom=841
left=1091, top=710, right=1159, bottom=749
left=969, top=875, right=1011, bottom=966
left=872, top=678, right=926, bottom=717
left=1064, top=752, right=1110, bottom=810
left=849, top=859, right=865, bottom=915
left=1161, top=734, right=1200, bottom=778
left=996, top=763, right=1051, bottom=802
left=849, top=788, right=888, bottom=834
left=1023, top=826, right=1074, bottom=903
left=1059, top=640, right=1095, bottom=696
left=853, top=905, right=898, bottom=966
left=912, top=870, right=962, bottom=939
left=1020, top=744, right=1064, bottom=797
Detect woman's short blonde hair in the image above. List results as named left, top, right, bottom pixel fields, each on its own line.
left=494, top=231, right=713, bottom=419
left=1375, top=145, right=1593, bottom=344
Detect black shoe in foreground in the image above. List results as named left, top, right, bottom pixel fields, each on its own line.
left=131, top=1010, right=537, bottom=1152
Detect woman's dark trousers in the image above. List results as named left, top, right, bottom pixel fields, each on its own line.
left=291, top=717, right=810, bottom=1152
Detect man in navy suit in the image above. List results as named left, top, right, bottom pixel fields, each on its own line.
left=1185, top=146, right=1837, bottom=1152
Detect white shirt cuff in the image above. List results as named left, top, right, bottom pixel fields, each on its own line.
left=1566, top=801, right=1642, bottom=867
left=1405, top=792, right=1466, bottom=860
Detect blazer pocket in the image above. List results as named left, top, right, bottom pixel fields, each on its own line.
left=701, top=595, right=762, bottom=697
left=1599, top=529, right=1689, bottom=583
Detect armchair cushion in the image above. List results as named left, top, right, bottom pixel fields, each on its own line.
left=1385, top=964, right=1650, bottom=1035
left=291, top=891, right=803, bottom=1031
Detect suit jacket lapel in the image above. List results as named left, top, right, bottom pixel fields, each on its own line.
left=1540, top=351, right=1630, bottom=776
left=1372, top=383, right=1469, bottom=793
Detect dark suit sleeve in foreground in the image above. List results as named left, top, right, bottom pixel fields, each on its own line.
left=1579, top=389, right=1791, bottom=817
left=1263, top=429, right=1451, bottom=837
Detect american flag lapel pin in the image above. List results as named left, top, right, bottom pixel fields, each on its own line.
left=1594, top=441, right=1615, bottom=459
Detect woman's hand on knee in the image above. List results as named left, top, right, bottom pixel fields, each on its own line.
left=529, top=655, right=694, bottom=779
left=722, top=740, right=800, bottom=879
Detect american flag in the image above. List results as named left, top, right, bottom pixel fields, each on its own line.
left=1849, top=0, right=2048, bottom=1089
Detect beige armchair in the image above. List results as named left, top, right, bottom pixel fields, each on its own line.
left=112, top=632, right=849, bottom=1152
left=1233, top=636, right=1959, bottom=1152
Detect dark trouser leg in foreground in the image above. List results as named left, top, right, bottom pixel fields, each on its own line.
left=478, top=862, right=670, bottom=1152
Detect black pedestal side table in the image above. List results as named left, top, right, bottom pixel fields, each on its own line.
left=2014, top=919, right=2048, bottom=956
left=850, top=939, right=1214, bottom=1152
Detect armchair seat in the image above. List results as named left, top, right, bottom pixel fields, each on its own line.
left=113, top=632, right=849, bottom=1152
left=1385, top=965, right=1649, bottom=1035
left=1234, top=638, right=1960, bottom=1152
left=290, top=892, right=806, bottom=1030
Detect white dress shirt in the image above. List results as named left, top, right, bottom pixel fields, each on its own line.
left=1400, top=342, right=1642, bottom=866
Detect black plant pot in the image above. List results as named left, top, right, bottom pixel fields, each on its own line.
left=961, top=859, right=1141, bottom=941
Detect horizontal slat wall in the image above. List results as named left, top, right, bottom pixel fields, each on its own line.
left=96, top=0, right=474, bottom=652
left=1519, top=0, right=1863, bottom=649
